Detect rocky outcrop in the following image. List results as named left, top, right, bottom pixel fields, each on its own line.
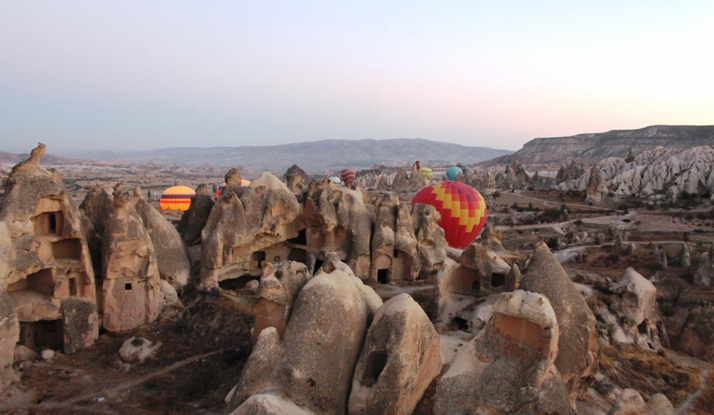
left=133, top=188, right=191, bottom=288
left=608, top=388, right=648, bottom=415
left=434, top=290, right=574, bottom=415
left=485, top=125, right=714, bottom=167
left=519, top=242, right=597, bottom=395
left=0, top=285, right=20, bottom=392
left=284, top=164, right=311, bottom=199
left=101, top=190, right=162, bottom=332
left=585, top=164, right=604, bottom=203
left=228, top=259, right=382, bottom=414
left=499, top=160, right=530, bottom=190
left=176, top=184, right=214, bottom=247
left=556, top=161, right=585, bottom=184
left=252, top=261, right=311, bottom=343
left=370, top=194, right=420, bottom=283
left=200, top=171, right=302, bottom=287
left=479, top=220, right=504, bottom=252
left=678, top=307, right=714, bottom=361
left=607, top=268, right=660, bottom=348
left=410, top=204, right=447, bottom=279
left=456, top=242, right=511, bottom=292
left=695, top=252, right=713, bottom=286
left=0, top=144, right=99, bottom=358
left=559, top=144, right=714, bottom=198
left=348, top=294, right=440, bottom=415
left=304, top=180, right=372, bottom=279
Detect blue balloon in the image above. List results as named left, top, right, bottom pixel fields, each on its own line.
left=446, top=166, right=463, bottom=181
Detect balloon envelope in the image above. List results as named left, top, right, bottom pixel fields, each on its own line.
left=160, top=185, right=196, bottom=211
left=340, top=169, right=356, bottom=187
left=411, top=181, right=487, bottom=249
left=446, top=166, right=463, bottom=181
left=419, top=167, right=433, bottom=179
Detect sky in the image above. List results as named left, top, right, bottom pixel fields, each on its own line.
left=1, top=1, right=713, bottom=153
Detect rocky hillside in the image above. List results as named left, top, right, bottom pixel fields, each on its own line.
left=73, top=138, right=512, bottom=172
left=481, top=125, right=714, bottom=167
left=0, top=151, right=80, bottom=165
left=559, top=145, right=714, bottom=198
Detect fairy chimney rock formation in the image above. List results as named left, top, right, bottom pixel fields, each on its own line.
left=434, top=290, right=574, bottom=415
left=585, top=164, right=605, bottom=203
left=0, top=144, right=99, bottom=359
left=370, top=194, right=420, bottom=284
left=348, top=294, right=441, bottom=415
left=101, top=190, right=162, bottom=332
left=177, top=184, right=215, bottom=247
left=200, top=171, right=303, bottom=287
left=133, top=187, right=191, bottom=288
left=519, top=242, right=598, bottom=395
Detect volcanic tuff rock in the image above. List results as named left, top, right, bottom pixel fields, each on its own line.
left=132, top=188, right=191, bottom=288
left=482, top=125, right=714, bottom=167
left=229, top=259, right=382, bottom=414
left=348, top=294, right=440, bottom=415
left=101, top=190, right=162, bottom=332
left=370, top=194, right=420, bottom=283
left=176, top=184, right=214, bottom=247
left=519, top=242, right=598, bottom=395
left=678, top=306, right=714, bottom=361
left=559, top=145, right=714, bottom=198
left=434, top=290, right=574, bottom=415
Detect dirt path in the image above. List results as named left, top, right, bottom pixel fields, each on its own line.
left=7, top=348, right=234, bottom=413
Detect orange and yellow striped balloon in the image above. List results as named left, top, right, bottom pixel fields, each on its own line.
left=411, top=181, right=487, bottom=249
left=160, top=186, right=196, bottom=211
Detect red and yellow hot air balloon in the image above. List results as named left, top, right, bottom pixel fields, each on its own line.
left=411, top=181, right=487, bottom=249
left=340, top=169, right=356, bottom=187
left=215, top=179, right=252, bottom=197
left=160, top=186, right=196, bottom=211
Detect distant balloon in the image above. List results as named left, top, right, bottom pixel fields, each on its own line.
left=340, top=169, right=356, bottom=187
left=419, top=167, right=433, bottom=179
left=411, top=181, right=487, bottom=249
left=328, top=176, right=341, bottom=184
left=215, top=179, right=252, bottom=197
left=446, top=166, right=463, bottom=181
left=160, top=186, right=196, bottom=211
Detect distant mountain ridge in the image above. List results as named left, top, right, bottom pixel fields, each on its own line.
left=71, top=138, right=513, bottom=172
left=479, top=125, right=714, bottom=167
left=0, top=151, right=81, bottom=165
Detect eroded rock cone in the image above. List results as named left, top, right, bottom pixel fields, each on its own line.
left=370, top=194, right=420, bottom=283
left=0, top=144, right=99, bottom=357
left=519, top=242, right=598, bottom=396
left=678, top=307, right=714, bottom=361
left=695, top=252, right=713, bottom=286
left=200, top=172, right=302, bottom=287
left=303, top=180, right=372, bottom=279
left=176, top=184, right=214, bottom=247
left=348, top=294, right=440, bottom=415
left=609, top=268, right=660, bottom=348
left=680, top=243, right=691, bottom=268
left=480, top=220, right=504, bottom=252
left=132, top=188, right=191, bottom=288
left=284, top=164, right=311, bottom=199
left=101, top=190, right=162, bottom=332
left=229, top=258, right=382, bottom=414
left=434, top=290, right=574, bottom=415
left=411, top=204, right=447, bottom=279
left=585, top=164, right=605, bottom=203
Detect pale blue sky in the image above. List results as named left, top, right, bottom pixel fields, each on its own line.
left=1, top=1, right=713, bottom=153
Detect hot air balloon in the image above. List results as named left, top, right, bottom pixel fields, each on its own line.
left=215, top=179, right=252, bottom=197
left=340, top=169, right=356, bottom=187
left=420, top=167, right=433, bottom=179
left=411, top=181, right=487, bottom=249
left=328, top=176, right=341, bottom=185
left=445, top=166, right=463, bottom=181
left=160, top=186, right=196, bottom=211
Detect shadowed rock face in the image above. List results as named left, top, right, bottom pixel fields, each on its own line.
left=303, top=180, right=372, bottom=279
left=0, top=144, right=99, bottom=365
left=0, top=285, right=20, bottom=392
left=519, top=242, right=598, bottom=396
left=177, top=184, right=214, bottom=247
left=348, top=294, right=440, bottom=415
left=434, top=290, right=574, bottom=415
left=132, top=188, right=191, bottom=288
left=585, top=164, right=604, bottom=203
left=284, top=164, right=311, bottom=199
left=101, top=190, right=162, bottom=332
left=200, top=171, right=303, bottom=287
left=678, top=307, right=714, bottom=362
left=228, top=259, right=382, bottom=415
left=252, top=261, right=312, bottom=344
